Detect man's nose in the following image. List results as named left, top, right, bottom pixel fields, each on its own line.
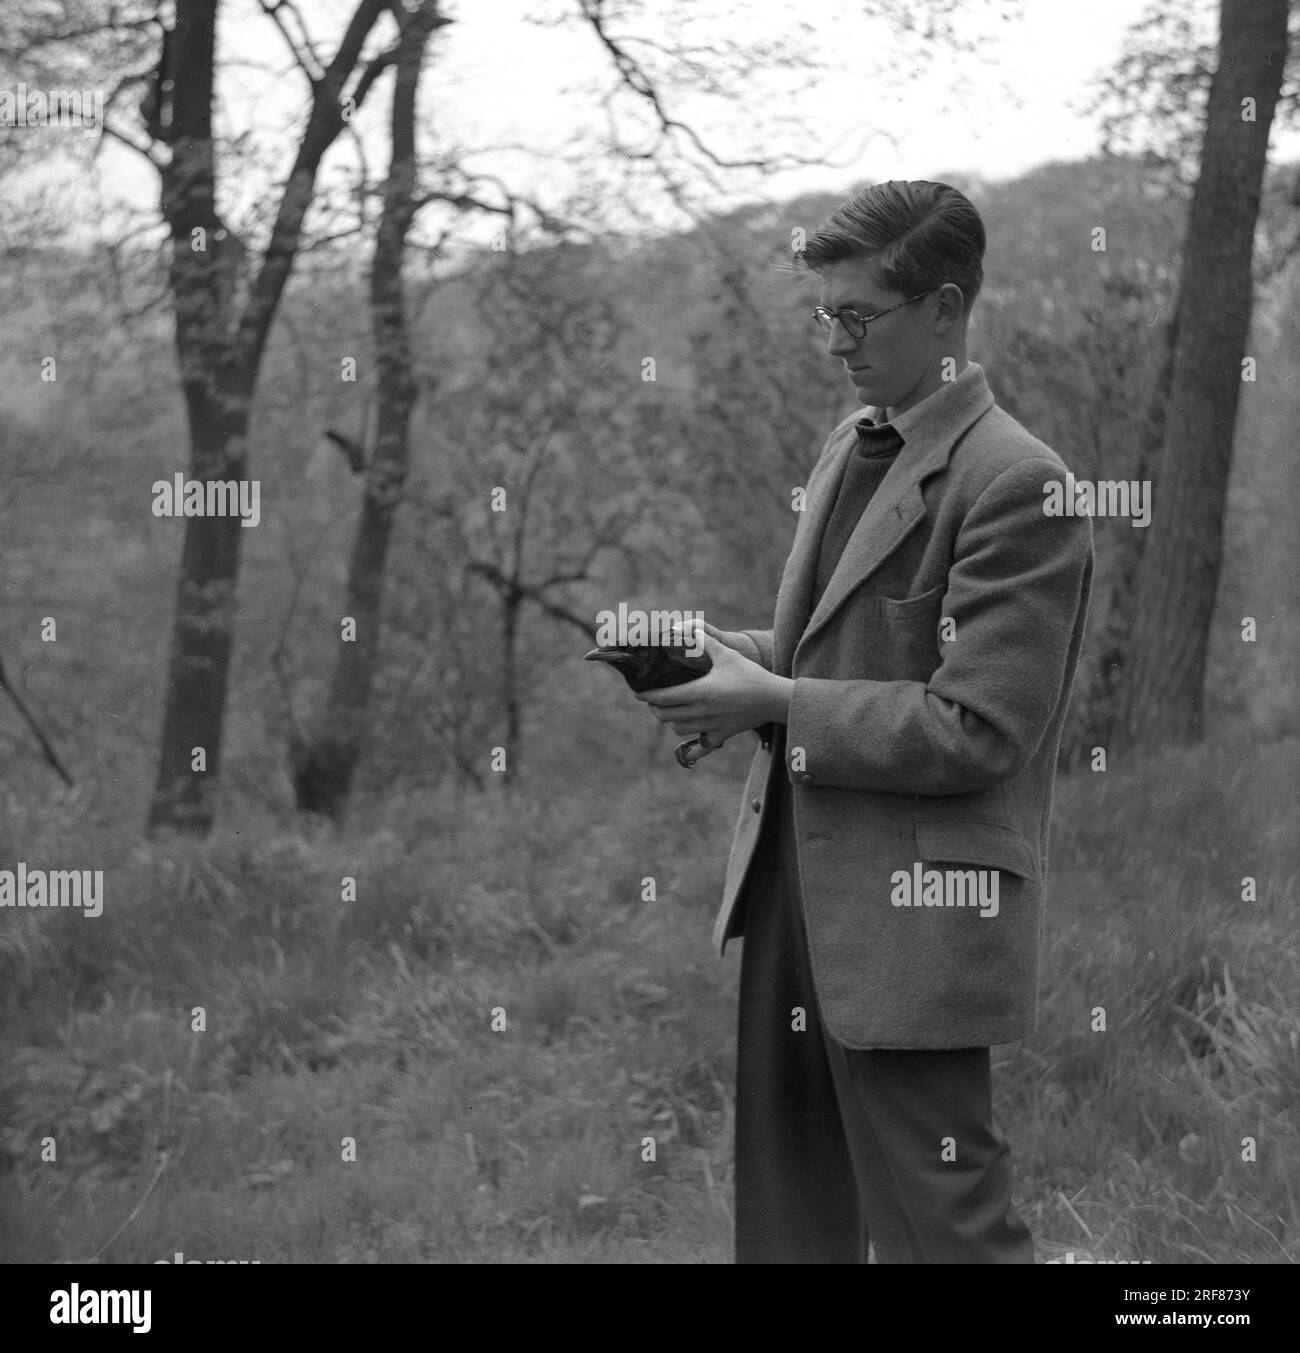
left=828, top=324, right=859, bottom=359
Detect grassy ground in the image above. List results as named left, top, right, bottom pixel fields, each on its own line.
left=1, top=725, right=1295, bottom=1265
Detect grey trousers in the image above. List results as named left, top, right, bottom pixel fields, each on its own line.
left=733, top=765, right=1035, bottom=1264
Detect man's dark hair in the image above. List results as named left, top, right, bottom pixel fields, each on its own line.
left=798, top=180, right=985, bottom=311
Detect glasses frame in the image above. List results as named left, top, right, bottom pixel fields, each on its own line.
left=813, top=290, right=933, bottom=339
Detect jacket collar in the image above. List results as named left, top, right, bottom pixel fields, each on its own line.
left=777, top=363, right=995, bottom=665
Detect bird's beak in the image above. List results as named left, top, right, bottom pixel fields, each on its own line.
left=584, top=648, right=631, bottom=665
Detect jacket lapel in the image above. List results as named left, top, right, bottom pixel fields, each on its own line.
left=771, top=407, right=860, bottom=673
left=777, top=366, right=996, bottom=668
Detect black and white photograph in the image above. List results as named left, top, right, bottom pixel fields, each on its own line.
left=0, top=0, right=1296, bottom=1307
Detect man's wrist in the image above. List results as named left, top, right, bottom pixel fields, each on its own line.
left=764, top=673, right=794, bottom=725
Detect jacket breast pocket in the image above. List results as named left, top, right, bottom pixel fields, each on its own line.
left=855, top=583, right=945, bottom=681
left=870, top=582, right=946, bottom=620
left=913, top=819, right=1039, bottom=883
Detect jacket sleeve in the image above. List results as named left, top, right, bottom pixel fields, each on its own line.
left=783, top=459, right=1093, bottom=795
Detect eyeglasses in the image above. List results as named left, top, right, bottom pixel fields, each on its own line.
left=813, top=291, right=932, bottom=339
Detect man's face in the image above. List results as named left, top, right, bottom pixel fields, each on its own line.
left=817, top=257, right=939, bottom=413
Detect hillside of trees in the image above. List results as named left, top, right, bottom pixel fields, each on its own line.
left=1, top=149, right=1297, bottom=1264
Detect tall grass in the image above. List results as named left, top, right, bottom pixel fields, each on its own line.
left=1, top=730, right=1295, bottom=1263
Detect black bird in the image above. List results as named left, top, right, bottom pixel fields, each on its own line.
left=585, top=642, right=715, bottom=768
left=584, top=642, right=711, bottom=693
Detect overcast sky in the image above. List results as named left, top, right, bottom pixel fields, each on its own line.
left=439, top=0, right=1169, bottom=189
left=48, top=0, right=1300, bottom=241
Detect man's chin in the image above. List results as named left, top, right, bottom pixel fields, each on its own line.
left=848, top=372, right=890, bottom=405
left=852, top=383, right=892, bottom=409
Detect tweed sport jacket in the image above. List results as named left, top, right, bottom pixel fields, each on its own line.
left=713, top=363, right=1094, bottom=1049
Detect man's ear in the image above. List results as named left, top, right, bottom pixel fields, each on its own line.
left=933, top=283, right=966, bottom=333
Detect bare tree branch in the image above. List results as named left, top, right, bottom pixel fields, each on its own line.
left=232, top=0, right=393, bottom=379
left=0, top=654, right=75, bottom=787
left=465, top=561, right=595, bottom=637
left=576, top=0, right=775, bottom=172
left=257, top=0, right=325, bottom=82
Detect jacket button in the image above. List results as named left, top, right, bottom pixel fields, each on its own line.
left=750, top=798, right=762, bottom=813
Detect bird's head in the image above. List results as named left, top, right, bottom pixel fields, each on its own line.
left=583, top=644, right=654, bottom=679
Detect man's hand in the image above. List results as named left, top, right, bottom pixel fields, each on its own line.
left=635, top=631, right=792, bottom=748
left=664, top=616, right=762, bottom=663
left=694, top=621, right=763, bottom=664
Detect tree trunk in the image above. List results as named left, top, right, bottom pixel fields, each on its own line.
left=147, top=389, right=251, bottom=832
left=147, top=0, right=391, bottom=834
left=146, top=0, right=247, bottom=833
left=1114, top=0, right=1288, bottom=751
left=1058, top=326, right=1174, bottom=770
left=292, top=1, right=443, bottom=819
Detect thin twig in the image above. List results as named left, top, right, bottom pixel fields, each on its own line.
left=88, top=1151, right=170, bottom=1261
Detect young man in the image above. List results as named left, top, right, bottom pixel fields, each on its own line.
left=637, top=180, right=1094, bottom=1263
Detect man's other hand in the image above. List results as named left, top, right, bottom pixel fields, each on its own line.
left=635, top=631, right=792, bottom=747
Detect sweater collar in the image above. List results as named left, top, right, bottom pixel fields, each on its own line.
left=857, top=359, right=982, bottom=441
